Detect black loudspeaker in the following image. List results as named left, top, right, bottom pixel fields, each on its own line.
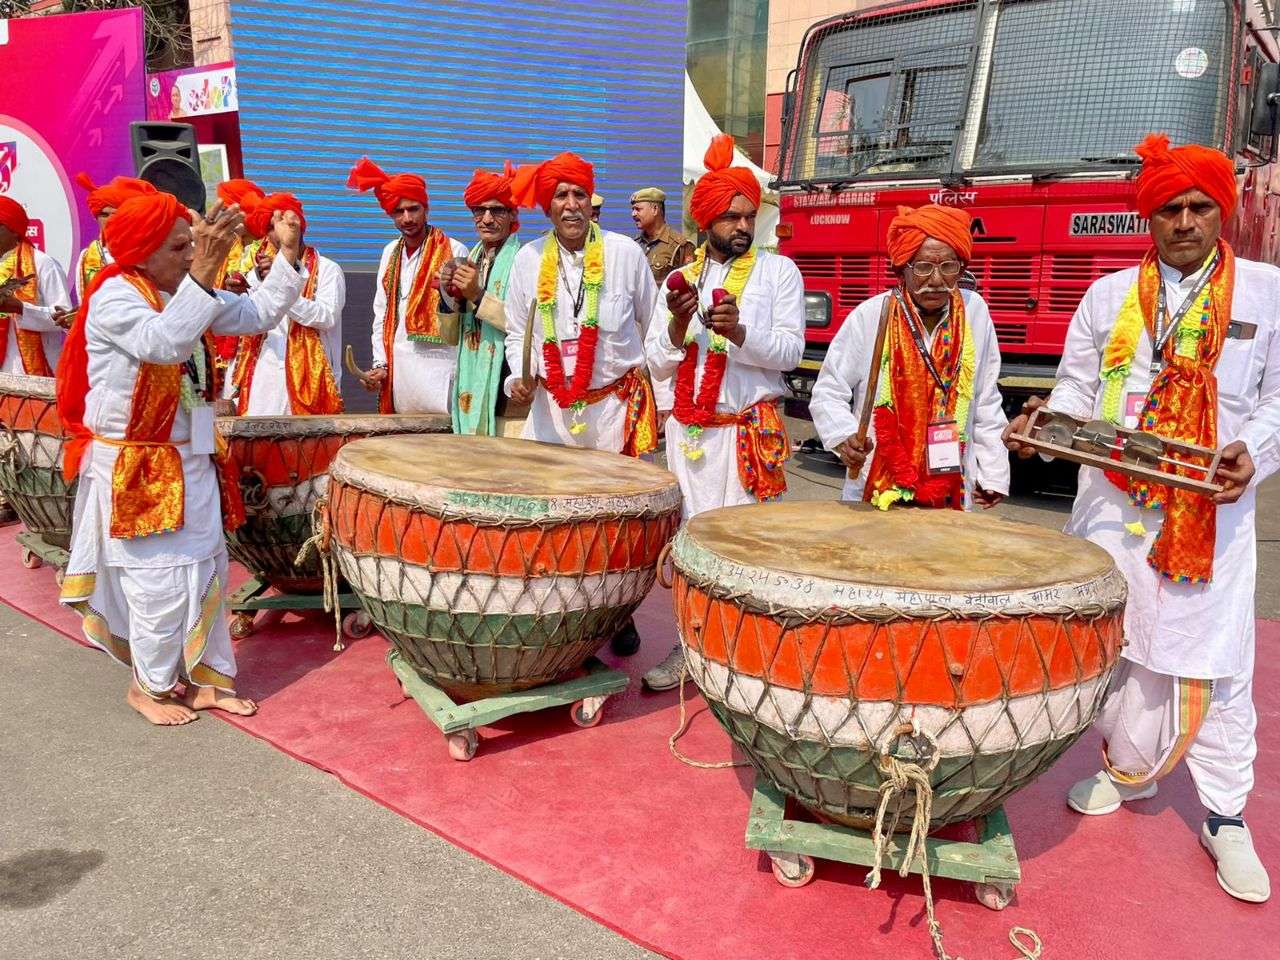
left=130, top=121, right=207, bottom=212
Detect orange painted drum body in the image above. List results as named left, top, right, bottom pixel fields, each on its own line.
left=0, top=372, right=76, bottom=548
left=218, top=414, right=449, bottom=593
left=671, top=502, right=1127, bottom=829
left=326, top=434, right=683, bottom=700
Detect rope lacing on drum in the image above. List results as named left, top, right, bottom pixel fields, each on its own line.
left=294, top=497, right=345, bottom=652
left=866, top=723, right=1042, bottom=960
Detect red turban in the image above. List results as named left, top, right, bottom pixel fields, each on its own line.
left=1134, top=133, right=1237, bottom=219
left=886, top=204, right=973, bottom=267
left=103, top=191, right=192, bottom=267
left=0, top=196, right=29, bottom=238
left=510, top=152, right=594, bottom=213
left=463, top=161, right=517, bottom=209
left=75, top=173, right=156, bottom=217
left=689, top=134, right=761, bottom=230
left=242, top=191, right=306, bottom=240
left=216, top=178, right=266, bottom=209
left=347, top=156, right=430, bottom=216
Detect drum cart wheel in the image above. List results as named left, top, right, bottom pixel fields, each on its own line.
left=770, top=852, right=816, bottom=888
left=15, top=532, right=69, bottom=584
left=447, top=729, right=480, bottom=762
left=974, top=881, right=1015, bottom=911
left=342, top=610, right=372, bottom=640
left=230, top=612, right=257, bottom=640
left=20, top=547, right=41, bottom=570
left=745, top=778, right=1021, bottom=902
left=570, top=695, right=608, bottom=727
left=387, top=649, right=629, bottom=760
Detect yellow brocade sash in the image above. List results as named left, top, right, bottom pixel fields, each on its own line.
left=79, top=239, right=107, bottom=295
left=553, top=367, right=659, bottom=458
left=1098, top=244, right=1231, bottom=584
left=232, top=247, right=343, bottom=416
left=0, top=241, right=53, bottom=376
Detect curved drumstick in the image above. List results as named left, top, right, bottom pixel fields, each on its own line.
left=521, top=298, right=537, bottom=388
left=343, top=344, right=377, bottom=388
left=849, top=294, right=893, bottom=478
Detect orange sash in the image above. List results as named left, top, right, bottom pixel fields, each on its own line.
left=380, top=229, right=453, bottom=413
left=0, top=242, right=53, bottom=377
left=232, top=247, right=343, bottom=416
left=559, top=367, right=659, bottom=458
left=701, top=399, right=790, bottom=500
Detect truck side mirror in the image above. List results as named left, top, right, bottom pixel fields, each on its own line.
left=1250, top=62, right=1280, bottom=140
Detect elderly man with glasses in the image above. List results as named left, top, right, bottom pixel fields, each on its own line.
left=438, top=164, right=522, bottom=435
left=809, top=203, right=1009, bottom=510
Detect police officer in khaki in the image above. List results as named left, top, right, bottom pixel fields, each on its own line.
left=631, top=187, right=694, bottom=284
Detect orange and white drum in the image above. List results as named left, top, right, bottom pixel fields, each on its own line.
left=670, top=502, right=1126, bottom=829
left=218, top=413, right=449, bottom=593
left=326, top=434, right=682, bottom=699
left=0, top=372, right=75, bottom=550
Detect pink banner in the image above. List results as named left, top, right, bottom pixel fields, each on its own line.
left=0, top=9, right=145, bottom=273
left=147, top=62, right=238, bottom=121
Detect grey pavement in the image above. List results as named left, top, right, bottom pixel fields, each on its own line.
left=2, top=420, right=1276, bottom=960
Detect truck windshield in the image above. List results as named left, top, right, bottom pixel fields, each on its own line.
left=781, top=0, right=1236, bottom=184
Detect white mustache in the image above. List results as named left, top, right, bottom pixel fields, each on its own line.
left=919, top=287, right=949, bottom=295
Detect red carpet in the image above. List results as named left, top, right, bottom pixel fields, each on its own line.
left=2, top=524, right=1274, bottom=958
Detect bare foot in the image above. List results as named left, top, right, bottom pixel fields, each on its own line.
left=183, top=685, right=258, bottom=716
left=127, top=681, right=198, bottom=726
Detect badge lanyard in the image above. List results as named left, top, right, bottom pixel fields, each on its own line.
left=1152, top=251, right=1218, bottom=373
left=893, top=288, right=950, bottom=400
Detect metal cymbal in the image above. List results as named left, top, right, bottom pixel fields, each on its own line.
left=1072, top=420, right=1118, bottom=456
left=1122, top=430, right=1164, bottom=467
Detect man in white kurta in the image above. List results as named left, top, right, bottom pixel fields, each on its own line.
left=59, top=193, right=306, bottom=727
left=809, top=204, right=1008, bottom=510
left=1006, top=135, right=1280, bottom=902
left=0, top=197, right=71, bottom=376
left=503, top=155, right=658, bottom=453
left=641, top=134, right=804, bottom=689
left=810, top=287, right=1009, bottom=505
left=225, top=211, right=345, bottom=416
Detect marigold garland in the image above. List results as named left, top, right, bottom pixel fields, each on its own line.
left=538, top=223, right=605, bottom=433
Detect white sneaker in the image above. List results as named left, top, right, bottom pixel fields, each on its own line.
left=1201, top=819, right=1271, bottom=903
left=1066, top=770, right=1158, bottom=815
left=642, top=644, right=686, bottom=692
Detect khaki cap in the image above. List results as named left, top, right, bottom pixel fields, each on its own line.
left=630, top=187, right=666, bottom=204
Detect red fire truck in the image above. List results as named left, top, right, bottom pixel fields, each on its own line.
left=775, top=0, right=1280, bottom=416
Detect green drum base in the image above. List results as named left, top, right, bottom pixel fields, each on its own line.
left=389, top=648, right=628, bottom=761
left=226, top=576, right=370, bottom=643
left=16, top=530, right=69, bottom=574
left=226, top=513, right=323, bottom=596
left=745, top=776, right=1021, bottom=907
left=0, top=463, right=74, bottom=549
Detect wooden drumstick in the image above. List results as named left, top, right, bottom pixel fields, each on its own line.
left=343, top=344, right=377, bottom=388
left=849, top=294, right=893, bottom=479
left=520, top=298, right=537, bottom=388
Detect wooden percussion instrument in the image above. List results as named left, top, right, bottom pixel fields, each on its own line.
left=669, top=502, right=1126, bottom=829
left=0, top=372, right=76, bottom=549
left=217, top=413, right=449, bottom=593
left=326, top=434, right=682, bottom=699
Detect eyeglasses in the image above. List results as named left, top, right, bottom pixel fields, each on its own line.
left=907, top=260, right=963, bottom=281
left=470, top=205, right=513, bottom=220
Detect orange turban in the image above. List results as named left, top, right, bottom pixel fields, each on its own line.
left=75, top=173, right=156, bottom=217
left=1134, top=133, right=1237, bottom=219
left=886, top=204, right=973, bottom=267
left=0, top=196, right=29, bottom=238
left=347, top=156, right=430, bottom=216
left=216, top=178, right=266, bottom=209
left=242, top=191, right=306, bottom=240
left=463, top=162, right=517, bottom=209
left=103, top=192, right=192, bottom=267
left=689, top=134, right=761, bottom=230
left=510, top=152, right=594, bottom=213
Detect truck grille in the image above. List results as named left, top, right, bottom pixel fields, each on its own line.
left=793, top=253, right=890, bottom=314
left=1043, top=255, right=1137, bottom=315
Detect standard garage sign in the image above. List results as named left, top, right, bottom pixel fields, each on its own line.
left=1069, top=212, right=1150, bottom=237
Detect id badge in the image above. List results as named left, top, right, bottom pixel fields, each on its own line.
left=926, top=419, right=962, bottom=475
left=560, top=337, right=580, bottom=376
left=190, top=403, right=216, bottom=456
left=1123, top=391, right=1147, bottom=430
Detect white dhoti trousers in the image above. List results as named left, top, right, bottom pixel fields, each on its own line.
left=1098, top=651, right=1256, bottom=817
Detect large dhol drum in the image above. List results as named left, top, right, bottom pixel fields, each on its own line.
left=218, top=413, right=449, bottom=593
left=0, top=372, right=76, bottom=549
left=671, top=502, right=1126, bottom=829
left=327, top=434, right=682, bottom=699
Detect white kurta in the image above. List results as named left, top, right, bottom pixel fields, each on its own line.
left=372, top=233, right=468, bottom=414
left=809, top=289, right=1010, bottom=505
left=645, top=249, right=805, bottom=517
left=224, top=250, right=346, bottom=415
left=1051, top=257, right=1280, bottom=680
left=2, top=248, right=71, bottom=374
left=63, top=257, right=305, bottom=694
left=502, top=229, right=658, bottom=451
